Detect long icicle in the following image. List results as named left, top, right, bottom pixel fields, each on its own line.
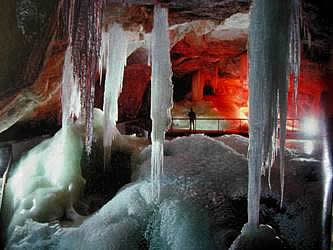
left=280, top=0, right=302, bottom=207
left=61, top=0, right=104, bottom=155
left=289, top=0, right=301, bottom=115
left=61, top=46, right=81, bottom=127
left=150, top=5, right=173, bottom=200
left=246, top=0, right=265, bottom=231
left=101, top=23, right=128, bottom=169
left=279, top=74, right=289, bottom=208
left=244, top=0, right=292, bottom=234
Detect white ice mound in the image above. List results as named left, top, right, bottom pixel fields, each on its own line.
left=3, top=125, right=85, bottom=235
left=133, top=134, right=249, bottom=199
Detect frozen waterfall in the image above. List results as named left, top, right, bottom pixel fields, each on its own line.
left=100, top=23, right=128, bottom=169
left=150, top=5, right=173, bottom=200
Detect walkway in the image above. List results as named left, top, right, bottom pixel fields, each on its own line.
left=168, top=117, right=301, bottom=138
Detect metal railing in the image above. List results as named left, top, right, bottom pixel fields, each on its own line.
left=170, top=117, right=300, bottom=133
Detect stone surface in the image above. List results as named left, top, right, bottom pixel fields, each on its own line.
left=119, top=64, right=151, bottom=121
left=0, top=0, right=58, bottom=95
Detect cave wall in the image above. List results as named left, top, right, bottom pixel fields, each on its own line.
left=182, top=50, right=327, bottom=120
left=0, top=0, right=27, bottom=94
left=118, top=64, right=151, bottom=121
left=0, top=0, right=58, bottom=96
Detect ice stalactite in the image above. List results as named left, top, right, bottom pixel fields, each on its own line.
left=245, top=0, right=294, bottom=233
left=100, top=23, right=128, bottom=168
left=61, top=47, right=81, bottom=127
left=61, top=0, right=104, bottom=155
left=147, top=35, right=151, bottom=66
left=281, top=0, right=302, bottom=208
left=150, top=5, right=173, bottom=200
left=289, top=0, right=302, bottom=112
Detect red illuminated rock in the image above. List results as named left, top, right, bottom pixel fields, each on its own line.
left=119, top=64, right=151, bottom=121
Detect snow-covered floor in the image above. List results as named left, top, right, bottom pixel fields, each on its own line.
left=1, top=128, right=324, bottom=249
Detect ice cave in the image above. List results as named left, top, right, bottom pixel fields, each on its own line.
left=0, top=0, right=333, bottom=249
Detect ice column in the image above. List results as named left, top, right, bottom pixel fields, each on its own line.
left=245, top=0, right=292, bottom=232
left=61, top=46, right=81, bottom=127
left=100, top=23, right=128, bottom=168
left=150, top=5, right=173, bottom=200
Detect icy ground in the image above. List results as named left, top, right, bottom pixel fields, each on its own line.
left=3, top=129, right=323, bottom=250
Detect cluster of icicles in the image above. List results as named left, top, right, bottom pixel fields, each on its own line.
left=60, top=0, right=303, bottom=233
left=60, top=2, right=173, bottom=200
left=244, top=0, right=303, bottom=233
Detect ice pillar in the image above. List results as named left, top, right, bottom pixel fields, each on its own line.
left=246, top=0, right=293, bottom=232
left=150, top=5, right=173, bottom=200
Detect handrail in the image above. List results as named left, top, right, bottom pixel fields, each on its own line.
left=170, top=117, right=300, bottom=132
left=172, top=117, right=299, bottom=121
left=172, top=117, right=249, bottom=121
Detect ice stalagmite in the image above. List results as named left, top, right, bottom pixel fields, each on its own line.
left=100, top=23, right=128, bottom=168
left=61, top=47, right=81, bottom=127
left=245, top=0, right=293, bottom=233
left=150, top=5, right=173, bottom=200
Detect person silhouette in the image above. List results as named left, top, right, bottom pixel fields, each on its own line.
left=188, top=107, right=196, bottom=132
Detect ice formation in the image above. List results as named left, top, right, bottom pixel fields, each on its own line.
left=150, top=5, right=173, bottom=200
left=3, top=134, right=323, bottom=249
left=2, top=125, right=85, bottom=236
left=246, top=0, right=295, bottom=232
left=61, top=0, right=104, bottom=154
left=61, top=47, right=81, bottom=127
left=289, top=0, right=302, bottom=111
left=100, top=23, right=128, bottom=168
left=147, top=34, right=152, bottom=66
